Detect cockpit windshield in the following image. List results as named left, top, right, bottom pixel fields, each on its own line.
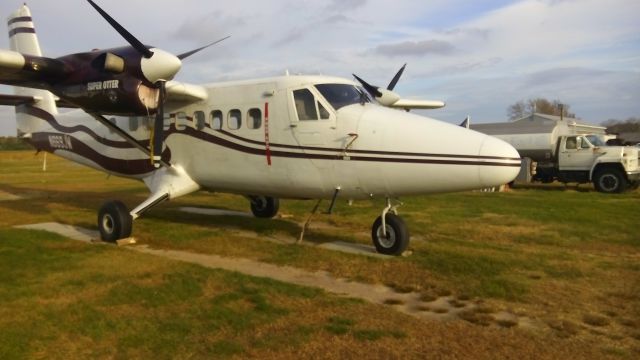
left=314, top=84, right=369, bottom=110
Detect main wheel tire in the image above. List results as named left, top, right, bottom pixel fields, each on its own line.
left=593, top=168, right=628, bottom=194
left=250, top=196, right=279, bottom=218
left=98, top=200, right=133, bottom=243
left=371, top=213, right=410, bottom=256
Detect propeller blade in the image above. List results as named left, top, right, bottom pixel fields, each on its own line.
left=152, top=82, right=166, bottom=168
left=177, top=36, right=231, bottom=60
left=86, top=0, right=153, bottom=58
left=387, top=63, right=407, bottom=91
left=353, top=74, right=382, bottom=98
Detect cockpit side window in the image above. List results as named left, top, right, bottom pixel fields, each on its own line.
left=293, top=89, right=318, bottom=121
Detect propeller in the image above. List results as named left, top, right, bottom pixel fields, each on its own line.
left=86, top=0, right=227, bottom=167
left=353, top=64, right=407, bottom=107
left=178, top=36, right=231, bottom=60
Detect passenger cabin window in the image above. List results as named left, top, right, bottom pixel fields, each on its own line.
left=176, top=112, right=188, bottom=130
left=248, top=108, right=262, bottom=129
left=129, top=117, right=139, bottom=132
left=210, top=110, right=222, bottom=130
left=163, top=113, right=171, bottom=130
left=565, top=136, right=577, bottom=150
left=194, top=111, right=206, bottom=130
left=293, top=89, right=318, bottom=121
left=228, top=109, right=242, bottom=130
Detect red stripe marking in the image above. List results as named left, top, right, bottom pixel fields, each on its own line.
left=264, top=102, right=272, bottom=166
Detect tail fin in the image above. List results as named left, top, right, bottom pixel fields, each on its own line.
left=7, top=4, right=58, bottom=137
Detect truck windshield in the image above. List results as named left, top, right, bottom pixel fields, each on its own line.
left=586, top=135, right=605, bottom=147
left=314, top=84, right=368, bottom=110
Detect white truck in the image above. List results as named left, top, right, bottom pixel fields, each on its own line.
left=471, top=114, right=640, bottom=193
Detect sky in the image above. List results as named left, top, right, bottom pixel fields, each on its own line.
left=1, top=0, right=639, bottom=135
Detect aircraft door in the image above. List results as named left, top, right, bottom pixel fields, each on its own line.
left=288, top=87, right=336, bottom=147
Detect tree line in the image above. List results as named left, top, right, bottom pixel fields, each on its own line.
left=0, top=137, right=31, bottom=151
left=507, top=98, right=639, bottom=138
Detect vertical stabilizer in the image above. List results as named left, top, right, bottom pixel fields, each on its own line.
left=7, top=4, right=58, bottom=136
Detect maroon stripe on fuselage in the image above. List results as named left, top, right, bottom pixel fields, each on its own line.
left=29, top=132, right=164, bottom=176
left=9, top=27, right=35, bottom=37
left=216, top=129, right=521, bottom=161
left=25, top=107, right=520, bottom=170
left=20, top=107, right=144, bottom=149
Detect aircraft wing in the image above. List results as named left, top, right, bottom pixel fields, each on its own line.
left=389, top=99, right=446, bottom=110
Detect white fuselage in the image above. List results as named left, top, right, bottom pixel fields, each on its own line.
left=31, top=75, right=520, bottom=200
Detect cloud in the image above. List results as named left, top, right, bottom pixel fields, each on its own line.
left=372, top=40, right=456, bottom=57
left=172, top=11, right=245, bottom=46
left=326, top=0, right=367, bottom=12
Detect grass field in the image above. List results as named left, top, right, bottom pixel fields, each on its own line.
left=1, top=150, right=639, bottom=359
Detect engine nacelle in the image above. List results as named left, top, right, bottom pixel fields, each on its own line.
left=51, top=47, right=162, bottom=115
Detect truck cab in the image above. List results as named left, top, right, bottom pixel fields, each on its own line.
left=554, top=134, right=640, bottom=192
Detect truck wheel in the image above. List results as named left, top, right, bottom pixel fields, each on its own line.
left=593, top=168, right=628, bottom=194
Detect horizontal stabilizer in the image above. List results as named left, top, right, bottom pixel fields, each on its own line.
left=0, top=49, right=67, bottom=88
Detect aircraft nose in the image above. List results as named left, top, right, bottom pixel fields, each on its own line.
left=478, top=135, right=521, bottom=187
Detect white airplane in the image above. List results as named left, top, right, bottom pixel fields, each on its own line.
left=0, top=2, right=521, bottom=255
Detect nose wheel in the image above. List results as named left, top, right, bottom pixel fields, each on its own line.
left=372, top=213, right=409, bottom=255
left=371, top=199, right=409, bottom=255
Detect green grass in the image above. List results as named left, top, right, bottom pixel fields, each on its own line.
left=1, top=150, right=638, bottom=358
left=0, top=229, right=342, bottom=359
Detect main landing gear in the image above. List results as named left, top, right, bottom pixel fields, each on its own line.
left=248, top=195, right=280, bottom=218
left=371, top=199, right=409, bottom=256
left=98, top=200, right=133, bottom=242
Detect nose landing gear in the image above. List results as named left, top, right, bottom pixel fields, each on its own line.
left=371, top=199, right=409, bottom=255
